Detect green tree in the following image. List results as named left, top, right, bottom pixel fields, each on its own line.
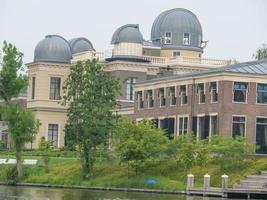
left=38, top=136, right=53, bottom=172
left=0, top=41, right=39, bottom=178
left=254, top=43, right=267, bottom=60
left=114, top=118, right=168, bottom=176
left=0, top=41, right=28, bottom=104
left=62, top=59, right=120, bottom=177
left=1, top=104, right=40, bottom=178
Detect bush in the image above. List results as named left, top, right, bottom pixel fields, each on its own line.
left=1, top=165, right=18, bottom=184
left=0, top=140, right=4, bottom=150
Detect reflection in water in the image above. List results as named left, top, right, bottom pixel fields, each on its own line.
left=0, top=185, right=224, bottom=200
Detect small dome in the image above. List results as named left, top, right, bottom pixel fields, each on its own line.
left=69, top=37, right=94, bottom=54
left=151, top=8, right=203, bottom=52
left=34, top=35, right=72, bottom=63
left=111, top=24, right=143, bottom=44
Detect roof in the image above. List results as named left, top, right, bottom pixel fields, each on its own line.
left=136, top=59, right=267, bottom=85
left=69, top=37, right=95, bottom=54
left=111, top=24, right=143, bottom=44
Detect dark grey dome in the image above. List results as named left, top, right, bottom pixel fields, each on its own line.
left=69, top=37, right=94, bottom=54
left=34, top=35, right=72, bottom=63
left=111, top=24, right=143, bottom=44
left=151, top=8, right=203, bottom=52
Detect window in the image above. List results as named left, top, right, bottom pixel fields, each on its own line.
left=198, top=83, right=205, bottom=103
left=126, top=77, right=136, bottom=100
left=257, top=83, right=267, bottom=104
left=164, top=32, right=172, bottom=44
left=169, top=86, right=176, bottom=106
left=256, top=117, right=267, bottom=154
left=178, top=116, right=188, bottom=135
left=48, top=124, right=59, bottom=147
left=197, top=116, right=205, bottom=139
left=159, top=117, right=175, bottom=139
left=137, top=91, right=144, bottom=109
left=173, top=51, right=180, bottom=57
left=159, top=88, right=166, bottom=107
left=49, top=77, right=61, bottom=100
left=232, top=116, right=246, bottom=138
left=31, top=77, right=36, bottom=100
left=210, top=82, right=218, bottom=103
left=147, top=90, right=154, bottom=108
left=210, top=115, right=218, bottom=136
left=183, top=33, right=190, bottom=45
left=233, top=82, right=248, bottom=103
left=180, top=85, right=187, bottom=105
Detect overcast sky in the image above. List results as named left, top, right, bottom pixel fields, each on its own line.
left=1, top=0, right=267, bottom=64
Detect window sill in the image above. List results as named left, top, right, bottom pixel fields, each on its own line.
left=211, top=101, right=218, bottom=104
left=232, top=101, right=247, bottom=104
left=170, top=104, right=177, bottom=107
left=180, top=104, right=188, bottom=106
left=256, top=103, right=267, bottom=106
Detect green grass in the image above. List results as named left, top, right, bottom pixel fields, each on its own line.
left=1, top=155, right=267, bottom=191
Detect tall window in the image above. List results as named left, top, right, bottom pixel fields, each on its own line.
left=126, top=77, right=136, bottom=100
left=178, top=116, right=188, bottom=135
left=256, top=118, right=267, bottom=154
left=210, top=115, right=218, bottom=135
left=232, top=116, right=246, bottom=138
left=180, top=85, right=187, bottom=105
left=197, top=116, right=206, bottom=139
left=210, top=82, right=218, bottom=103
left=164, top=32, right=172, bottom=44
left=257, top=83, right=267, bottom=104
left=48, top=124, right=58, bottom=147
left=159, top=88, right=166, bottom=107
left=31, top=77, right=36, bottom=100
left=49, top=77, right=61, bottom=100
left=198, top=83, right=205, bottom=104
left=169, top=86, right=176, bottom=106
left=233, top=82, right=248, bottom=103
left=183, top=33, right=190, bottom=45
left=147, top=90, right=154, bottom=108
left=137, top=91, right=144, bottom=109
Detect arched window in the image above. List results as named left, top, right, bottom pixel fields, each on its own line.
left=126, top=77, right=136, bottom=100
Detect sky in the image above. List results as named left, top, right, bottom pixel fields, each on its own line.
left=0, top=0, right=267, bottom=64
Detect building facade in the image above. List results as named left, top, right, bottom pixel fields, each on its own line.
left=25, top=8, right=236, bottom=149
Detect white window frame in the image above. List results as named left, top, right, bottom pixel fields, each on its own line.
left=210, top=81, right=218, bottom=103
left=231, top=115, right=247, bottom=138
left=147, top=89, right=154, bottom=109
left=159, top=88, right=166, bottom=107
left=164, top=32, right=172, bottom=44
left=232, top=82, right=248, bottom=104
left=177, top=115, right=189, bottom=136
left=126, top=77, right=136, bottom=101
left=196, top=113, right=205, bottom=140
left=183, top=32, right=190, bottom=45
left=209, top=113, right=218, bottom=137
left=137, top=91, right=144, bottom=110
left=180, top=85, right=188, bottom=106
left=47, top=123, right=60, bottom=148
left=256, top=83, right=267, bottom=105
left=255, top=116, right=267, bottom=153
left=169, top=86, right=176, bottom=106
left=198, top=83, right=206, bottom=104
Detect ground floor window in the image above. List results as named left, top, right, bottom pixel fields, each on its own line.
left=256, top=117, right=267, bottom=154
left=209, top=115, right=218, bottom=136
left=232, top=116, right=246, bottom=138
left=159, top=117, right=175, bottom=139
left=178, top=116, right=188, bottom=135
left=48, top=124, right=59, bottom=147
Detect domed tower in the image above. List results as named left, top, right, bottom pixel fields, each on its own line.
left=69, top=37, right=95, bottom=55
left=151, top=8, right=203, bottom=58
left=34, top=35, right=72, bottom=63
left=27, top=34, right=71, bottom=149
left=109, top=24, right=146, bottom=62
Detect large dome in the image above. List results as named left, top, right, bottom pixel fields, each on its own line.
left=34, top=35, right=72, bottom=63
left=151, top=8, right=203, bottom=52
left=111, top=24, right=143, bottom=44
left=69, top=37, right=94, bottom=54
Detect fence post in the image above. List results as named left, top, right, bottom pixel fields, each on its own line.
left=204, top=174, right=210, bottom=190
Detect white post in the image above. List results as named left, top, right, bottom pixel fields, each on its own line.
left=187, top=174, right=194, bottom=189
left=204, top=174, right=210, bottom=190
left=222, top=174, right=229, bottom=190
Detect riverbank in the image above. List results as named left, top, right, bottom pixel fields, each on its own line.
left=1, top=155, right=267, bottom=191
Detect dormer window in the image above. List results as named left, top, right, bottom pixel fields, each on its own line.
left=183, top=33, right=190, bottom=45
left=164, top=32, right=172, bottom=44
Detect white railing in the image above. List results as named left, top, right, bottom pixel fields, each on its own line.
left=143, top=56, right=235, bottom=67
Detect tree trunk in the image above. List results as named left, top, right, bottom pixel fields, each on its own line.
left=16, top=150, right=23, bottom=178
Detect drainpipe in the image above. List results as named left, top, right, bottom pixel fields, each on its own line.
left=190, top=77, right=196, bottom=132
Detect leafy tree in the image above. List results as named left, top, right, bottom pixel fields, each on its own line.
left=1, top=104, right=40, bottom=178
left=113, top=118, right=168, bottom=176
left=38, top=136, right=53, bottom=172
left=0, top=41, right=39, bottom=178
left=254, top=43, right=267, bottom=60
left=0, top=41, right=28, bottom=104
left=62, top=59, right=120, bottom=177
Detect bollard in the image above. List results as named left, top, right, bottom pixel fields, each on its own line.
left=203, top=174, right=210, bottom=190
left=222, top=174, right=229, bottom=190
left=187, top=174, right=194, bottom=189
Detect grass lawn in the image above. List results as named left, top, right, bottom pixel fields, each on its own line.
left=1, top=154, right=267, bottom=191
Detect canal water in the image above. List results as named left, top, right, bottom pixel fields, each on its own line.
left=0, top=185, right=225, bottom=200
